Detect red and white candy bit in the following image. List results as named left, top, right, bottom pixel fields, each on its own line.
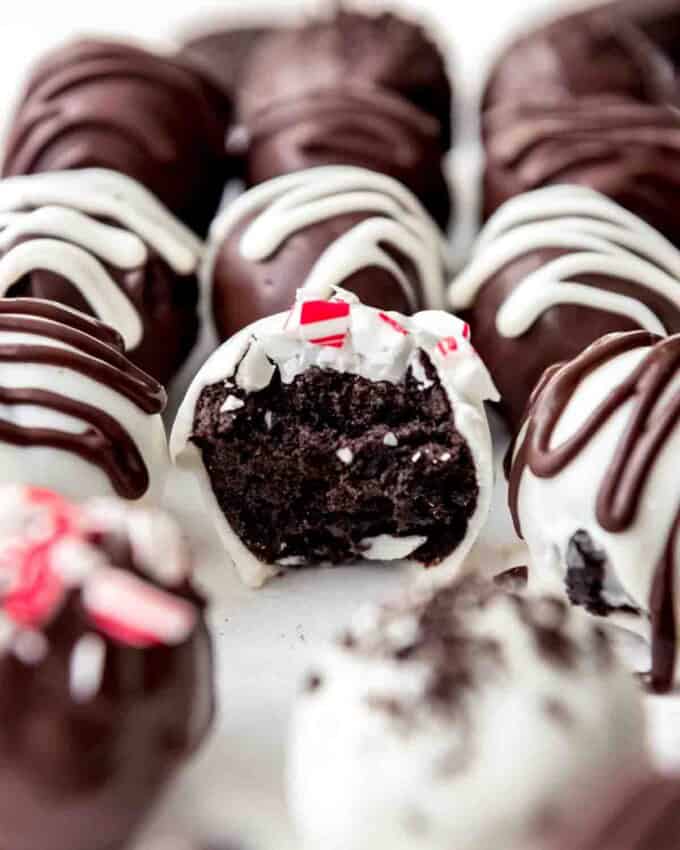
left=83, top=568, right=196, bottom=648
left=0, top=486, right=197, bottom=650
left=435, top=321, right=477, bottom=360
left=298, top=299, right=351, bottom=348
left=0, top=487, right=81, bottom=627
left=437, top=336, right=459, bottom=356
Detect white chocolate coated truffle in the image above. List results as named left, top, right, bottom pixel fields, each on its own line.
left=288, top=580, right=647, bottom=850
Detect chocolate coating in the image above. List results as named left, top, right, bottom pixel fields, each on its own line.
left=244, top=86, right=451, bottom=229
left=0, top=499, right=214, bottom=850
left=483, top=97, right=680, bottom=244
left=615, top=0, right=680, bottom=69
left=484, top=7, right=677, bottom=110
left=179, top=27, right=271, bottom=110
left=3, top=40, right=229, bottom=235
left=212, top=210, right=423, bottom=341
left=555, top=774, right=680, bottom=849
left=463, top=244, right=680, bottom=427
left=239, top=10, right=453, bottom=148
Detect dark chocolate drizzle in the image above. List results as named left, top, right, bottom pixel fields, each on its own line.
left=0, top=388, right=150, bottom=499
left=650, top=513, right=680, bottom=692
left=5, top=44, right=213, bottom=175
left=248, top=85, right=440, bottom=167
left=509, top=331, right=680, bottom=691
left=0, top=299, right=165, bottom=498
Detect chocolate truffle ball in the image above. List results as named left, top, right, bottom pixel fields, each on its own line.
left=0, top=298, right=167, bottom=503
left=243, top=86, right=451, bottom=229
left=0, top=169, right=202, bottom=385
left=449, top=186, right=680, bottom=427
left=3, top=39, right=229, bottom=235
left=171, top=290, right=498, bottom=589
left=207, top=166, right=449, bottom=342
left=239, top=10, right=453, bottom=148
left=508, top=331, right=680, bottom=692
left=483, top=7, right=677, bottom=111
left=289, top=578, right=647, bottom=850
left=553, top=774, right=680, bottom=850
left=482, top=93, right=680, bottom=244
left=0, top=487, right=214, bottom=850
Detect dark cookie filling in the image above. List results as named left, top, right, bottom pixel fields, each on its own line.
left=191, top=356, right=478, bottom=567
left=566, top=530, right=640, bottom=618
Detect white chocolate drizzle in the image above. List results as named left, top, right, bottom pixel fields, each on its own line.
left=449, top=185, right=680, bottom=337
left=208, top=166, right=449, bottom=311
left=0, top=169, right=203, bottom=351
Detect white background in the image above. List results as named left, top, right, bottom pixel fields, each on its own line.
left=4, top=2, right=679, bottom=850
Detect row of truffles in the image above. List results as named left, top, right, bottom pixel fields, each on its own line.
left=289, top=577, right=648, bottom=850
left=0, top=1, right=674, bottom=705
left=443, top=1, right=680, bottom=691
left=0, top=486, right=213, bottom=850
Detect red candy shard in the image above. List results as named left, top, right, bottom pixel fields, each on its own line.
left=437, top=336, right=459, bottom=356
left=378, top=312, right=409, bottom=335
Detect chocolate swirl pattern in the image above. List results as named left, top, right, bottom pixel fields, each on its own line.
left=2, top=39, right=228, bottom=235
left=0, top=298, right=167, bottom=502
left=0, top=169, right=203, bottom=384
left=483, top=97, right=680, bottom=247
left=244, top=85, right=451, bottom=228
left=509, top=332, right=680, bottom=691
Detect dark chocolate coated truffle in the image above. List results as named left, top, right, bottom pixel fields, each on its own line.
left=0, top=488, right=214, bottom=850
left=243, top=85, right=451, bottom=229
left=483, top=7, right=677, bottom=110
left=0, top=169, right=202, bottom=385
left=239, top=10, right=453, bottom=148
left=449, top=185, right=680, bottom=427
left=554, top=774, right=680, bottom=850
left=207, top=166, right=448, bottom=342
left=3, top=39, right=229, bottom=235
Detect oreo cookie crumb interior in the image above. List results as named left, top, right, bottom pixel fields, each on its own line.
left=192, top=359, right=478, bottom=567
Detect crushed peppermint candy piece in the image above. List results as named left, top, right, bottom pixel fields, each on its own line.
left=383, top=432, right=398, bottom=447
left=83, top=568, right=197, bottom=648
left=298, top=299, right=351, bottom=348
left=0, top=487, right=198, bottom=658
left=220, top=395, right=245, bottom=413
left=336, top=447, right=354, bottom=465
